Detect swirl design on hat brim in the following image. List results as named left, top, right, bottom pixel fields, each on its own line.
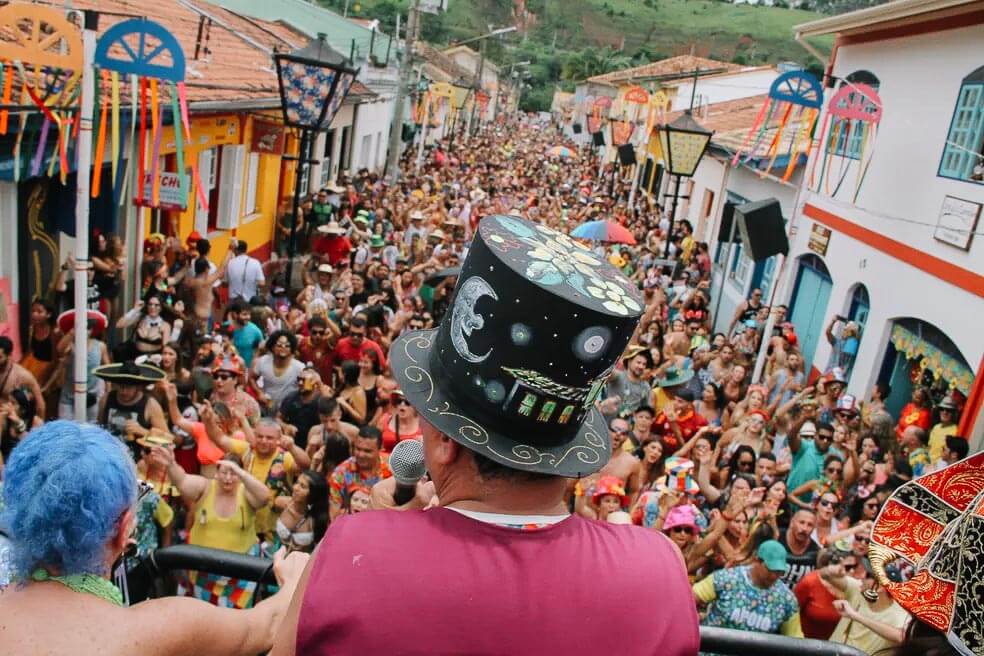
left=397, top=332, right=606, bottom=472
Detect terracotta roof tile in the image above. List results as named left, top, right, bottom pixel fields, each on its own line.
left=663, top=94, right=810, bottom=161
left=415, top=42, right=473, bottom=85
left=587, top=55, right=741, bottom=85
left=11, top=0, right=368, bottom=107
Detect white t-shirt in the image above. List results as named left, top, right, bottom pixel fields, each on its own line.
left=226, top=254, right=265, bottom=301
left=254, top=354, right=305, bottom=412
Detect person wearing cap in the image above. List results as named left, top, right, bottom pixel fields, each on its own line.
left=653, top=387, right=709, bottom=454
left=787, top=402, right=843, bottom=503
left=271, top=215, right=698, bottom=655
left=928, top=395, right=962, bottom=463
left=821, top=556, right=910, bottom=653
left=694, top=540, right=803, bottom=640
left=826, top=316, right=861, bottom=380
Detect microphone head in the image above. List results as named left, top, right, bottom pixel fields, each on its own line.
left=389, top=439, right=426, bottom=485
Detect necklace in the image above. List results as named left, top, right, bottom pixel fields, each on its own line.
left=30, top=569, right=123, bottom=606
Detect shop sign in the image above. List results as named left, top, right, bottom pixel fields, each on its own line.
left=934, top=195, right=980, bottom=251
left=250, top=119, right=286, bottom=155
left=808, top=222, right=830, bottom=256
left=135, top=171, right=188, bottom=211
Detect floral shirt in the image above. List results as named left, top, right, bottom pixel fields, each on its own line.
left=328, top=455, right=392, bottom=509
left=133, top=489, right=174, bottom=560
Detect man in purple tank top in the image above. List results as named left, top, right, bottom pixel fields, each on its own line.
left=270, top=215, right=699, bottom=656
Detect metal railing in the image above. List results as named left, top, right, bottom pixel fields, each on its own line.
left=139, top=546, right=866, bottom=656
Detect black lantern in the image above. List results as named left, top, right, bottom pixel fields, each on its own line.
left=273, top=34, right=358, bottom=290
left=654, top=110, right=713, bottom=256
left=656, top=110, right=712, bottom=177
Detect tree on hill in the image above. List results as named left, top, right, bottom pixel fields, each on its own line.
left=561, top=46, right=631, bottom=81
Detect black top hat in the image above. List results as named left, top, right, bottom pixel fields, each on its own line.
left=390, top=215, right=644, bottom=477
left=93, top=360, right=167, bottom=386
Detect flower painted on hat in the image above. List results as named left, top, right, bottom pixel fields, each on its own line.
left=586, top=279, right=642, bottom=316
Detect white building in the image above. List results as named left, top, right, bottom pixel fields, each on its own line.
left=655, top=94, right=809, bottom=339
left=443, top=45, right=501, bottom=127
left=785, top=0, right=984, bottom=444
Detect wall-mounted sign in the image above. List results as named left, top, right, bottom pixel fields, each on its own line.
left=135, top=172, right=189, bottom=211
left=808, top=222, right=831, bottom=256
left=934, top=195, right=980, bottom=251
left=250, top=119, right=286, bottom=155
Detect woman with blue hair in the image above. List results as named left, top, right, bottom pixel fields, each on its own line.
left=0, top=420, right=308, bottom=655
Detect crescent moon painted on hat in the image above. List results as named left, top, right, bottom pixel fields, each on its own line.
left=450, top=276, right=498, bottom=363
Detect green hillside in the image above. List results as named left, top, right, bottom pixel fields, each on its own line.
left=321, top=0, right=833, bottom=110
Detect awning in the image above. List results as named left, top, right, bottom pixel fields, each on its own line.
left=890, top=324, right=973, bottom=395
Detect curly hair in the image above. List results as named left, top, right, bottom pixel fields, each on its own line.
left=0, top=421, right=137, bottom=577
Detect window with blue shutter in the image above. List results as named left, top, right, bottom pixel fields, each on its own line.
left=938, top=65, right=984, bottom=184
left=827, top=70, right=880, bottom=160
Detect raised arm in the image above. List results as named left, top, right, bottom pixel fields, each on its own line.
left=219, top=458, right=271, bottom=510
left=155, top=446, right=208, bottom=504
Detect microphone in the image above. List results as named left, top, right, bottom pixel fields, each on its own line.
left=389, top=439, right=426, bottom=506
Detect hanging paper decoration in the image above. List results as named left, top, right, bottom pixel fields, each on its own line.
left=94, top=19, right=200, bottom=211
left=0, top=4, right=84, bottom=182
left=610, top=120, right=634, bottom=146
left=810, top=81, right=882, bottom=201
left=644, top=90, right=671, bottom=139
left=730, top=70, right=823, bottom=182
left=624, top=86, right=649, bottom=106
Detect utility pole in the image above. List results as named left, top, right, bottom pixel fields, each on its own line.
left=384, top=0, right=419, bottom=183
left=73, top=10, right=98, bottom=420
left=467, top=38, right=486, bottom=137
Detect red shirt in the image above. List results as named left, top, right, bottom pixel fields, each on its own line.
left=794, top=570, right=842, bottom=640
left=297, top=508, right=699, bottom=655
left=312, top=235, right=352, bottom=266
left=298, top=336, right=333, bottom=383
left=654, top=408, right=708, bottom=453
left=331, top=336, right=387, bottom=370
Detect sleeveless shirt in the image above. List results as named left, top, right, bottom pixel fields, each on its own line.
left=297, top=507, right=699, bottom=655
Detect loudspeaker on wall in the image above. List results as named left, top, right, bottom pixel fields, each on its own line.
left=734, top=198, right=788, bottom=261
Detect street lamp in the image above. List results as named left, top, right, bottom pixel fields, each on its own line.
left=274, top=34, right=358, bottom=290
left=654, top=110, right=712, bottom=257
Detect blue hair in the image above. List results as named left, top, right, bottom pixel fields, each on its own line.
left=0, top=421, right=137, bottom=578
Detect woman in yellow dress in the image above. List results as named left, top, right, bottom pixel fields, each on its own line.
left=155, top=447, right=269, bottom=608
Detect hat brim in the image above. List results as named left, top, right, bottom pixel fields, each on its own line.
left=93, top=363, right=167, bottom=384
left=317, top=226, right=346, bottom=235
left=57, top=309, right=108, bottom=334
left=390, top=329, right=611, bottom=478
left=655, top=369, right=696, bottom=388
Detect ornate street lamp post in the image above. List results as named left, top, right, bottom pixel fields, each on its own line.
left=655, top=111, right=713, bottom=257
left=274, top=34, right=358, bottom=289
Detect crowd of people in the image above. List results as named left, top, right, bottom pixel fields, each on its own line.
left=0, top=114, right=976, bottom=655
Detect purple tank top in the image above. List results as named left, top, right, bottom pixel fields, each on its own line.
left=297, top=507, right=699, bottom=655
